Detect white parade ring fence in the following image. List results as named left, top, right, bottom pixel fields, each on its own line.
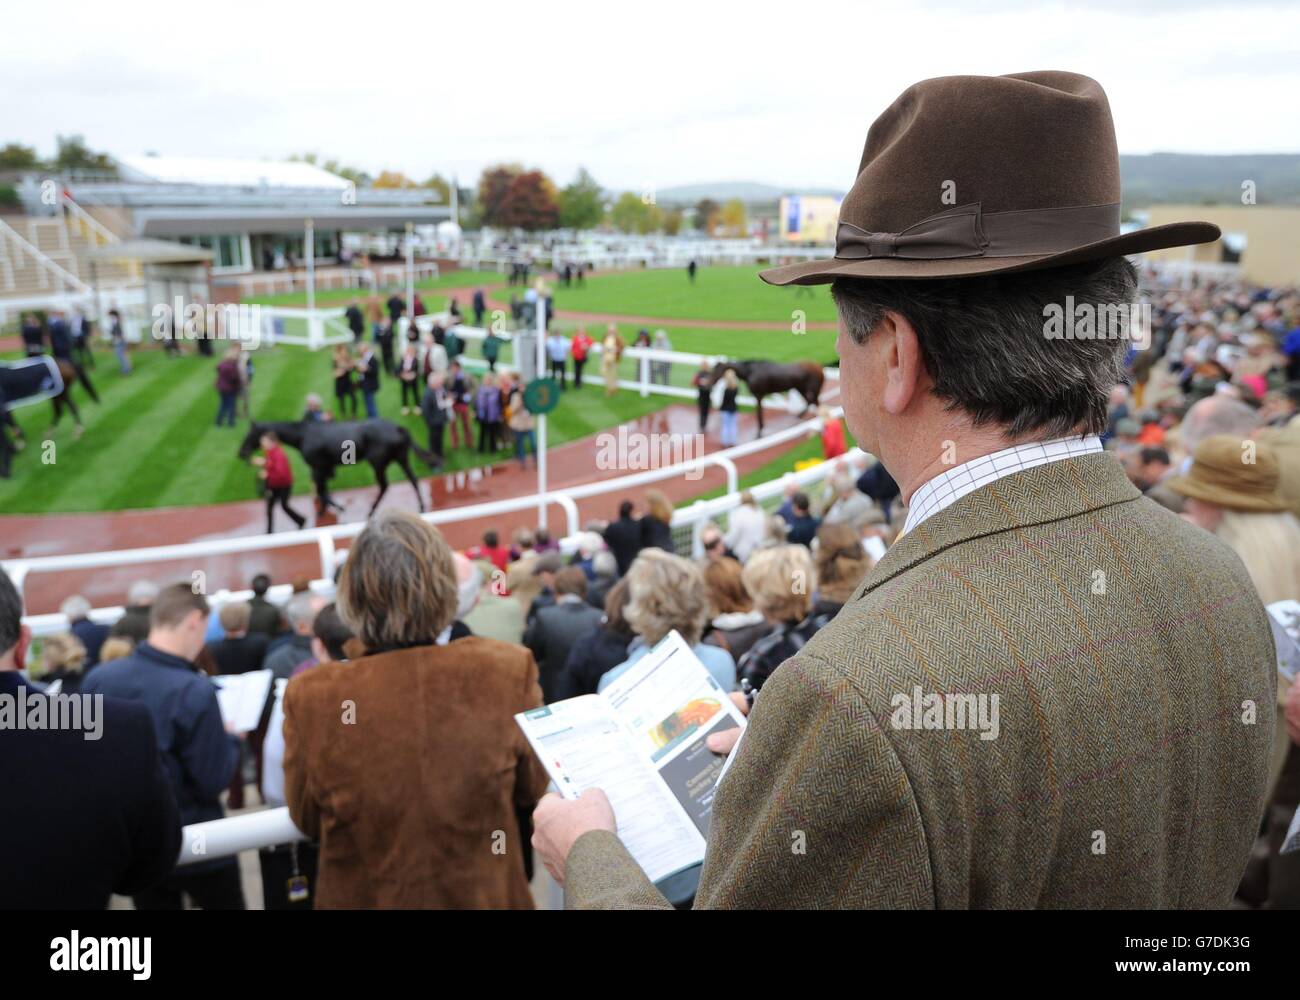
left=11, top=409, right=860, bottom=638
left=256, top=307, right=839, bottom=410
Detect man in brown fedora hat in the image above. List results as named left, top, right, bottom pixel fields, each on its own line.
left=534, top=72, right=1278, bottom=908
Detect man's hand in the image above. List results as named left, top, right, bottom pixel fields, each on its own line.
left=706, top=691, right=750, bottom=755
left=1285, top=679, right=1300, bottom=746
left=531, top=789, right=616, bottom=885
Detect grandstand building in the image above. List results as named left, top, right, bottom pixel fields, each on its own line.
left=0, top=156, right=450, bottom=323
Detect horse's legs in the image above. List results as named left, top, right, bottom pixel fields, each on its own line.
left=368, top=461, right=389, bottom=516
left=395, top=454, right=425, bottom=513
left=754, top=395, right=764, bottom=436
left=63, top=393, right=84, bottom=438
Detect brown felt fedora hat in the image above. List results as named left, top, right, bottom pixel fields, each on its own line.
left=761, top=71, right=1220, bottom=285
left=1165, top=435, right=1290, bottom=512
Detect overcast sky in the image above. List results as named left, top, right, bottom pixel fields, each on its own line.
left=5, top=0, right=1298, bottom=194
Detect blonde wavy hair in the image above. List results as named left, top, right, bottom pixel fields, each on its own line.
left=624, top=548, right=710, bottom=646
left=742, top=544, right=816, bottom=623
left=40, top=633, right=86, bottom=676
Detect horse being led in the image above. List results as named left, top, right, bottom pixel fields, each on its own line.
left=238, top=418, right=439, bottom=516
left=709, top=359, right=824, bottom=436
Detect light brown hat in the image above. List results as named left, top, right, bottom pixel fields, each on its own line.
left=761, top=71, right=1220, bottom=285
left=1165, top=435, right=1290, bottom=512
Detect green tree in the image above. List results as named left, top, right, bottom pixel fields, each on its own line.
left=53, top=135, right=115, bottom=175
left=694, top=198, right=720, bottom=235
left=421, top=173, right=452, bottom=205
left=610, top=191, right=650, bottom=233
left=0, top=143, right=42, bottom=170
left=558, top=168, right=604, bottom=230
left=662, top=208, right=684, bottom=236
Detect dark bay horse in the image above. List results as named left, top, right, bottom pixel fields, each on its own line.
left=710, top=359, right=824, bottom=436
left=50, top=358, right=100, bottom=436
left=238, top=418, right=439, bottom=516
left=0, top=356, right=98, bottom=476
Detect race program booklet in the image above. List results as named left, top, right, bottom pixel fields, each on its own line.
left=515, top=629, right=745, bottom=883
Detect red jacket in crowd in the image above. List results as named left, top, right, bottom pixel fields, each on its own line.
left=264, top=445, right=294, bottom=489
left=821, top=416, right=847, bottom=460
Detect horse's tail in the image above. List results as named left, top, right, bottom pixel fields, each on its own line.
left=76, top=363, right=100, bottom=403
left=401, top=426, right=439, bottom=469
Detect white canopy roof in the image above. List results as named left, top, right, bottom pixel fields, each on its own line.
left=115, top=155, right=350, bottom=191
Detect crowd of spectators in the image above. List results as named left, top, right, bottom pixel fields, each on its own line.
left=5, top=270, right=1300, bottom=909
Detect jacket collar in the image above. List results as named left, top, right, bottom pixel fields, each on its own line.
left=135, top=641, right=197, bottom=672
left=853, top=451, right=1140, bottom=601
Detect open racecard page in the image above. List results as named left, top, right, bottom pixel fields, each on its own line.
left=212, top=669, right=273, bottom=734
left=515, top=629, right=746, bottom=883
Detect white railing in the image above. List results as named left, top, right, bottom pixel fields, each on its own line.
left=61, top=194, right=122, bottom=247
left=228, top=262, right=440, bottom=298
left=0, top=217, right=91, bottom=294
left=178, top=807, right=306, bottom=866
left=13, top=406, right=855, bottom=634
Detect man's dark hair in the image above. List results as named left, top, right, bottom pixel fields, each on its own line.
left=1139, top=446, right=1171, bottom=467
left=832, top=257, right=1139, bottom=438
left=618, top=500, right=634, bottom=519
left=251, top=574, right=271, bottom=596
left=792, top=491, right=810, bottom=513
left=149, top=583, right=209, bottom=629
left=312, top=602, right=355, bottom=661
left=483, top=530, right=499, bottom=548
left=0, top=568, right=23, bottom=656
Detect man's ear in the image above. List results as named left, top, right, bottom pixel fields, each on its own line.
left=14, top=624, right=31, bottom=671
left=880, top=310, right=926, bottom=416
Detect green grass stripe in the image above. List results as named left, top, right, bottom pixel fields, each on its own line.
left=2, top=351, right=211, bottom=512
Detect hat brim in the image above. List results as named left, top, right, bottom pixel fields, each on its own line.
left=1164, top=474, right=1291, bottom=513
left=759, top=221, right=1221, bottom=285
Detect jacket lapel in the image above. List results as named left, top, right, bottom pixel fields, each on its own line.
left=853, top=451, right=1141, bottom=600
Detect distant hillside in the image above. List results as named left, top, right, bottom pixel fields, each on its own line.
left=1119, top=153, right=1300, bottom=206
left=655, top=181, right=845, bottom=206
left=655, top=156, right=1300, bottom=210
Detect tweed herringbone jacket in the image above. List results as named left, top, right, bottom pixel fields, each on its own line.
left=565, top=453, right=1278, bottom=908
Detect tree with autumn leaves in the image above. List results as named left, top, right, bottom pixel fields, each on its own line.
left=477, top=163, right=560, bottom=232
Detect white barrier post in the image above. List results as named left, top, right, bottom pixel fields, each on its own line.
left=305, top=218, right=315, bottom=314
left=536, top=292, right=548, bottom=530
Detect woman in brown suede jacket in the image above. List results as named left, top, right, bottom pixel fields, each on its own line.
left=284, top=510, right=549, bottom=908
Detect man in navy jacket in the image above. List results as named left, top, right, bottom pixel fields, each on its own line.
left=0, top=569, right=181, bottom=909
left=82, top=583, right=245, bottom=909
